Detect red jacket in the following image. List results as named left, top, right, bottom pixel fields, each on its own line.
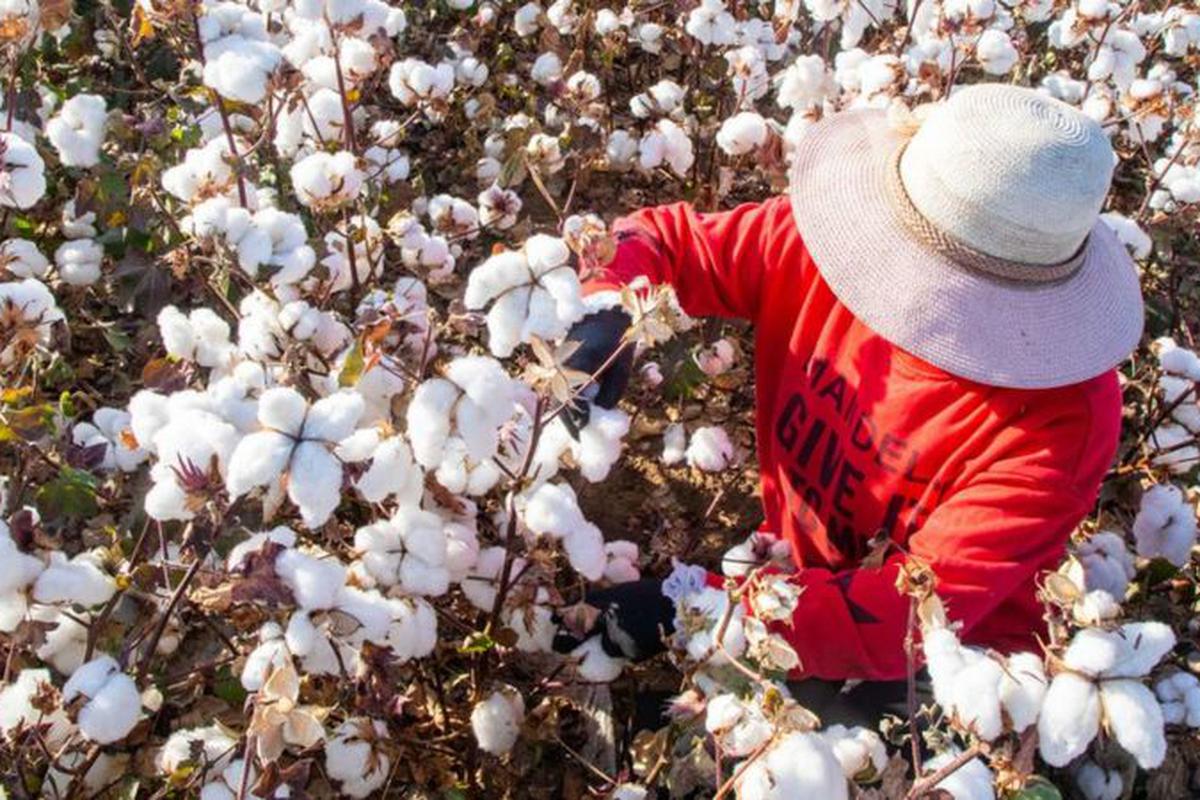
left=587, top=196, right=1122, bottom=681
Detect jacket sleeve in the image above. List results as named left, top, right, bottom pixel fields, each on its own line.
left=765, top=394, right=1120, bottom=681
left=585, top=196, right=794, bottom=322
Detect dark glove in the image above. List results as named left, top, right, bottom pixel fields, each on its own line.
left=561, top=307, right=634, bottom=436
left=552, top=579, right=675, bottom=661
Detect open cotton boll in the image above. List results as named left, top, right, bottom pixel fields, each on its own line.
left=0, top=131, right=46, bottom=209
left=1073, top=589, right=1122, bottom=625
left=821, top=724, right=888, bottom=781
left=736, top=731, right=848, bottom=800
left=0, top=669, right=72, bottom=745
left=34, top=607, right=89, bottom=675
left=471, top=687, right=525, bottom=755
left=54, top=238, right=103, bottom=286
left=0, top=532, right=45, bottom=632
left=1155, top=671, right=1200, bottom=727
left=1100, top=678, right=1167, bottom=768
left=570, top=406, right=630, bottom=482
left=661, top=422, right=687, bottom=465
left=522, top=482, right=607, bottom=580
left=0, top=238, right=48, bottom=278
left=46, top=94, right=108, bottom=168
left=158, top=724, right=239, bottom=775
left=1100, top=212, right=1153, bottom=259
left=716, top=112, right=768, bottom=156
left=1075, top=531, right=1136, bottom=600
left=461, top=546, right=519, bottom=611
left=639, top=118, right=694, bottom=177
left=922, top=751, right=995, bottom=800
left=383, top=596, right=438, bottom=662
left=72, top=407, right=147, bottom=472
left=276, top=549, right=347, bottom=611
left=227, top=528, right=298, bottom=571
left=686, top=425, right=734, bottom=471
left=997, top=651, right=1048, bottom=732
left=156, top=305, right=236, bottom=369
left=1132, top=483, right=1197, bottom=566
left=677, top=586, right=748, bottom=665
left=241, top=622, right=292, bottom=691
left=477, top=183, right=522, bottom=229
left=33, top=550, right=115, bottom=608
left=63, top=656, right=141, bottom=744
left=776, top=54, right=833, bottom=111
left=289, top=151, right=364, bottom=210
left=975, top=29, right=1018, bottom=75
left=326, top=718, right=390, bottom=798
left=705, top=693, right=772, bottom=757
left=1073, top=759, right=1123, bottom=800
left=1155, top=336, right=1200, bottom=380
left=571, top=635, right=627, bottom=682
left=355, top=508, right=451, bottom=597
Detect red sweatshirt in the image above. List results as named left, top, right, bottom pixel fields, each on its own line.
left=587, top=196, right=1122, bottom=681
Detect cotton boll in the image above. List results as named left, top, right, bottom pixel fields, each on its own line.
left=1038, top=672, right=1102, bottom=766
left=736, top=731, right=848, bottom=800
left=1155, top=672, right=1200, bottom=727
left=705, top=694, right=772, bottom=757
left=685, top=0, right=737, bottom=47
left=922, top=751, right=995, bottom=800
left=686, top=425, right=733, bottom=471
left=241, top=622, right=291, bottom=691
left=0, top=532, right=45, bottom=632
left=471, top=687, right=525, bottom=755
left=1075, top=530, right=1136, bottom=600
left=46, top=94, right=108, bottom=167
left=461, top=546, right=515, bottom=611
left=0, top=668, right=72, bottom=746
left=158, top=723, right=239, bottom=774
left=0, top=238, right=48, bottom=278
left=513, top=2, right=541, bottom=36
left=276, top=549, right=346, bottom=611
left=1073, top=589, right=1122, bottom=625
left=1073, top=759, right=1123, bottom=800
left=62, top=655, right=141, bottom=744
left=0, top=131, right=46, bottom=208
left=33, top=551, right=115, bottom=607
left=716, top=112, right=768, bottom=156
left=997, top=652, right=1047, bottom=733
left=572, top=635, right=627, bottom=682
left=1132, top=483, right=1196, bottom=566
left=821, top=724, right=888, bottom=781
left=289, top=150, right=364, bottom=210
left=639, top=119, right=694, bottom=177
left=945, top=655, right=1006, bottom=740
left=1100, top=212, right=1152, bottom=259
left=1100, top=678, right=1167, bottom=768
left=975, top=29, right=1018, bottom=75
left=34, top=607, right=89, bottom=675
left=661, top=422, right=687, bottom=465
left=54, top=238, right=103, bottom=286
left=326, top=718, right=390, bottom=798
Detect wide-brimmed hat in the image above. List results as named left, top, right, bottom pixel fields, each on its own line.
left=789, top=83, right=1144, bottom=390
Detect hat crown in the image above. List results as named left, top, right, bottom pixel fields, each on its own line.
left=898, top=84, right=1114, bottom=265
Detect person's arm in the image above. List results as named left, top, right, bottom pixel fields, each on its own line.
left=584, top=195, right=794, bottom=322
left=769, top=390, right=1121, bottom=681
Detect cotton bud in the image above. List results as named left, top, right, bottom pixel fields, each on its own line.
left=1132, top=484, right=1196, bottom=566
left=326, top=718, right=390, bottom=798
left=716, top=112, right=768, bottom=156
left=62, top=656, right=141, bottom=744
left=736, top=731, right=849, bottom=800
left=662, top=422, right=687, bottom=465
left=45, top=94, right=108, bottom=168
left=0, top=132, right=46, bottom=209
left=471, top=687, right=525, bottom=755
left=54, top=238, right=103, bottom=286
left=686, top=425, right=734, bottom=472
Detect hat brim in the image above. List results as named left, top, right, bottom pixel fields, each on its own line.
left=788, top=108, right=1144, bottom=390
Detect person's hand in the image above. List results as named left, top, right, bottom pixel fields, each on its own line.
left=552, top=579, right=675, bottom=661
left=561, top=307, right=634, bottom=436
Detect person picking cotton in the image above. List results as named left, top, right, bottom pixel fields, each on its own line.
left=552, top=85, right=1144, bottom=725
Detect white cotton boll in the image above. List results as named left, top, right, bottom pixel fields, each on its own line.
left=1100, top=678, right=1167, bottom=768
left=574, top=406, right=629, bottom=482
left=1074, top=759, right=1123, bottom=800
left=326, top=718, right=390, bottom=798
left=276, top=549, right=346, bottom=610
left=686, top=0, right=737, bottom=46
left=471, top=687, right=525, bottom=755
left=514, top=2, right=541, bottom=35
left=603, top=540, right=640, bottom=584
left=33, top=551, right=115, bottom=608
left=998, top=652, right=1047, bottom=733
left=572, top=635, right=627, bottom=682
left=975, top=29, right=1018, bottom=75
left=226, top=527, right=296, bottom=571
left=284, top=611, right=342, bottom=675
left=705, top=694, right=772, bottom=757
left=716, top=112, right=768, bottom=156
left=46, top=94, right=108, bottom=168
left=203, top=44, right=279, bottom=105
left=34, top=608, right=89, bottom=675
left=461, top=546, right=512, bottom=611
left=529, top=52, right=559, bottom=85
left=241, top=623, right=291, bottom=691
left=54, top=238, right=103, bottom=286
left=0, top=668, right=72, bottom=745
left=0, top=238, right=48, bottom=278
left=384, top=596, right=437, bottom=661
left=0, top=131, right=46, bottom=209
left=1062, top=627, right=1123, bottom=675
left=1132, top=483, right=1196, bottom=566
left=1101, top=212, right=1152, bottom=259
left=1073, top=589, right=1122, bottom=625
left=1038, top=672, right=1102, bottom=766
left=686, top=426, right=734, bottom=471
left=0, top=532, right=45, bottom=631
left=922, top=752, right=995, bottom=800
left=356, top=436, right=423, bottom=506
left=661, top=422, right=687, bottom=465
left=822, top=724, right=888, bottom=780
left=224, top=430, right=295, bottom=501
left=158, top=724, right=238, bottom=774
left=947, top=656, right=1006, bottom=740
left=63, top=656, right=141, bottom=744
left=1105, top=621, right=1177, bottom=680
left=563, top=524, right=606, bottom=581
left=1075, top=531, right=1136, bottom=600
left=642, top=119, right=694, bottom=177
left=1155, top=672, right=1200, bottom=727
left=776, top=54, right=833, bottom=111
left=736, top=731, right=848, bottom=800
left=289, top=150, right=363, bottom=210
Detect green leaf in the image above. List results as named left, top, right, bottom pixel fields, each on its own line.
left=1011, top=777, right=1063, bottom=800
left=1142, top=557, right=1180, bottom=587
left=339, top=340, right=366, bottom=388
left=36, top=467, right=100, bottom=520
left=12, top=215, right=35, bottom=237
left=101, top=324, right=133, bottom=354
left=212, top=665, right=248, bottom=706
left=459, top=632, right=497, bottom=654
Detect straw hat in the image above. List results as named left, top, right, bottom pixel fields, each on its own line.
left=789, top=83, right=1143, bottom=389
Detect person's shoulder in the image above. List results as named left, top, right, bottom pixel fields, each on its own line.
left=1003, top=370, right=1123, bottom=479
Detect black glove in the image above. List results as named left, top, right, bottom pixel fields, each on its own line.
left=552, top=579, right=675, bottom=661
left=561, top=307, right=634, bottom=436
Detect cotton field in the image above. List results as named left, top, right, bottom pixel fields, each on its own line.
left=0, top=0, right=1197, bottom=798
